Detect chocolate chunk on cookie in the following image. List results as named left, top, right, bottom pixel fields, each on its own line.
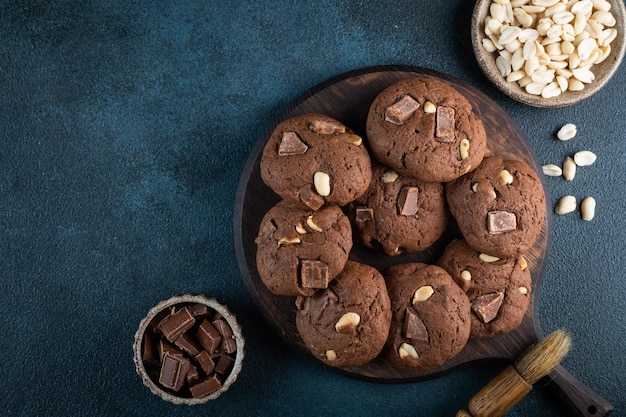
left=445, top=156, right=546, bottom=258
left=260, top=113, right=372, bottom=209
left=437, top=239, right=532, bottom=338
left=296, top=261, right=392, bottom=368
left=383, top=263, right=470, bottom=371
left=255, top=202, right=352, bottom=296
left=345, top=162, right=448, bottom=256
left=366, top=77, right=486, bottom=183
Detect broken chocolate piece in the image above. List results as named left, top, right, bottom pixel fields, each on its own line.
left=188, top=303, right=209, bottom=318
left=309, top=119, right=346, bottom=135
left=195, top=350, right=216, bottom=375
left=189, top=374, right=222, bottom=399
left=175, top=332, right=202, bottom=357
left=487, top=211, right=517, bottom=234
left=142, top=331, right=161, bottom=368
left=197, top=319, right=222, bottom=353
left=215, top=354, right=234, bottom=375
left=159, top=352, right=190, bottom=392
left=397, top=186, right=419, bottom=216
left=385, top=95, right=420, bottom=125
left=471, top=292, right=505, bottom=323
left=278, top=131, right=308, bottom=156
left=435, top=106, right=456, bottom=142
left=158, top=339, right=182, bottom=361
left=213, top=319, right=237, bottom=354
left=355, top=206, right=374, bottom=222
left=403, top=307, right=429, bottom=342
left=187, top=363, right=200, bottom=385
left=300, top=259, right=329, bottom=289
left=298, top=185, right=325, bottom=210
left=158, top=307, right=195, bottom=342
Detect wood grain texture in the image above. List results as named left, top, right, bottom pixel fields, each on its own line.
left=234, top=65, right=552, bottom=382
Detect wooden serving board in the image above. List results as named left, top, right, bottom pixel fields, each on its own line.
left=234, top=65, right=552, bottom=382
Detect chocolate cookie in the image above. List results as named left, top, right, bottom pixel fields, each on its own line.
left=383, top=263, right=470, bottom=371
left=366, top=77, right=486, bottom=183
left=344, top=162, right=448, bottom=256
left=260, top=113, right=372, bottom=209
left=445, top=156, right=546, bottom=258
left=255, top=201, right=352, bottom=296
left=295, top=261, right=391, bottom=368
left=437, top=239, right=531, bottom=339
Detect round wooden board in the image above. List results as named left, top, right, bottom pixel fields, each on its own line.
left=234, top=65, right=553, bottom=382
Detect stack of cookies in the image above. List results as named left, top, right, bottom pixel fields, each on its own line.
left=254, top=77, right=546, bottom=372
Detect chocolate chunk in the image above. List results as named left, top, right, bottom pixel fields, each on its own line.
left=142, top=331, right=160, bottom=368
left=278, top=131, right=308, bottom=156
left=215, top=354, right=234, bottom=375
left=159, top=352, right=190, bottom=392
left=435, top=106, right=456, bottom=142
left=385, top=95, right=420, bottom=125
left=189, top=374, right=222, bottom=399
left=300, top=259, right=329, bottom=289
left=212, top=319, right=237, bottom=354
left=158, top=339, right=182, bottom=361
left=403, top=307, right=429, bottom=342
left=471, top=292, right=504, bottom=323
left=158, top=307, right=195, bottom=342
left=188, top=303, right=209, bottom=318
left=197, top=319, right=222, bottom=354
left=308, top=119, right=346, bottom=135
left=397, top=186, right=419, bottom=216
left=298, top=185, right=325, bottom=211
left=256, top=219, right=277, bottom=246
left=355, top=206, right=374, bottom=222
left=487, top=211, right=517, bottom=234
left=174, top=332, right=202, bottom=357
left=187, top=363, right=200, bottom=385
left=195, top=350, right=215, bottom=376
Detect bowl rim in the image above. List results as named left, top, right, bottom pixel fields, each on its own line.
left=132, top=294, right=245, bottom=405
left=471, top=0, right=626, bottom=108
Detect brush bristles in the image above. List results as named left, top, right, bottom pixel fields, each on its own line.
left=514, top=329, right=572, bottom=385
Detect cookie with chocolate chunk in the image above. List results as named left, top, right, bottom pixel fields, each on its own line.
left=445, top=156, right=546, bottom=258
left=260, top=113, right=372, bottom=209
left=383, top=263, right=470, bottom=371
left=255, top=201, right=352, bottom=296
left=295, top=261, right=391, bottom=368
left=366, top=77, right=486, bottom=183
left=344, top=162, right=448, bottom=256
left=437, top=239, right=531, bottom=339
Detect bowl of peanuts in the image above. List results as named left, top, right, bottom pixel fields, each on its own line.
left=471, top=0, right=625, bottom=107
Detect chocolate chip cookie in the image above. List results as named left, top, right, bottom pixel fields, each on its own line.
left=260, top=113, right=372, bottom=209
left=366, top=77, right=486, bottom=183
left=344, top=162, right=448, bottom=256
left=255, top=201, right=352, bottom=296
left=437, top=239, right=531, bottom=339
left=295, top=261, right=392, bottom=368
left=445, top=156, right=546, bottom=258
left=383, top=263, right=470, bottom=371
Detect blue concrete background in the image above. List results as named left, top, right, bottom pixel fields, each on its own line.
left=0, top=1, right=624, bottom=416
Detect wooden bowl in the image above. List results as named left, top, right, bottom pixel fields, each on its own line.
left=471, top=0, right=625, bottom=108
left=133, top=294, right=245, bottom=405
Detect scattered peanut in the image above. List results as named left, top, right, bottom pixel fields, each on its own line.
left=555, top=195, right=577, bottom=214
left=482, top=0, right=618, bottom=97
left=573, top=150, right=597, bottom=166
left=562, top=156, right=577, bottom=180
left=580, top=196, right=596, bottom=220
left=542, top=163, right=563, bottom=176
left=557, top=123, right=577, bottom=140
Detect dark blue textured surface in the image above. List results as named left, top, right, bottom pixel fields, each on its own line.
left=0, top=1, right=624, bottom=416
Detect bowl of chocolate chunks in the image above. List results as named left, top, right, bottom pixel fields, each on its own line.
left=133, top=294, right=245, bottom=404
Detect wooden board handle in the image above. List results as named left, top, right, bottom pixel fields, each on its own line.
left=545, top=365, right=613, bottom=417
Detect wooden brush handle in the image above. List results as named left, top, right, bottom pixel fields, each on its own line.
left=545, top=365, right=613, bottom=417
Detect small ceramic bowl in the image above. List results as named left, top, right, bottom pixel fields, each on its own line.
left=133, top=294, right=245, bottom=405
left=471, top=0, right=625, bottom=107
